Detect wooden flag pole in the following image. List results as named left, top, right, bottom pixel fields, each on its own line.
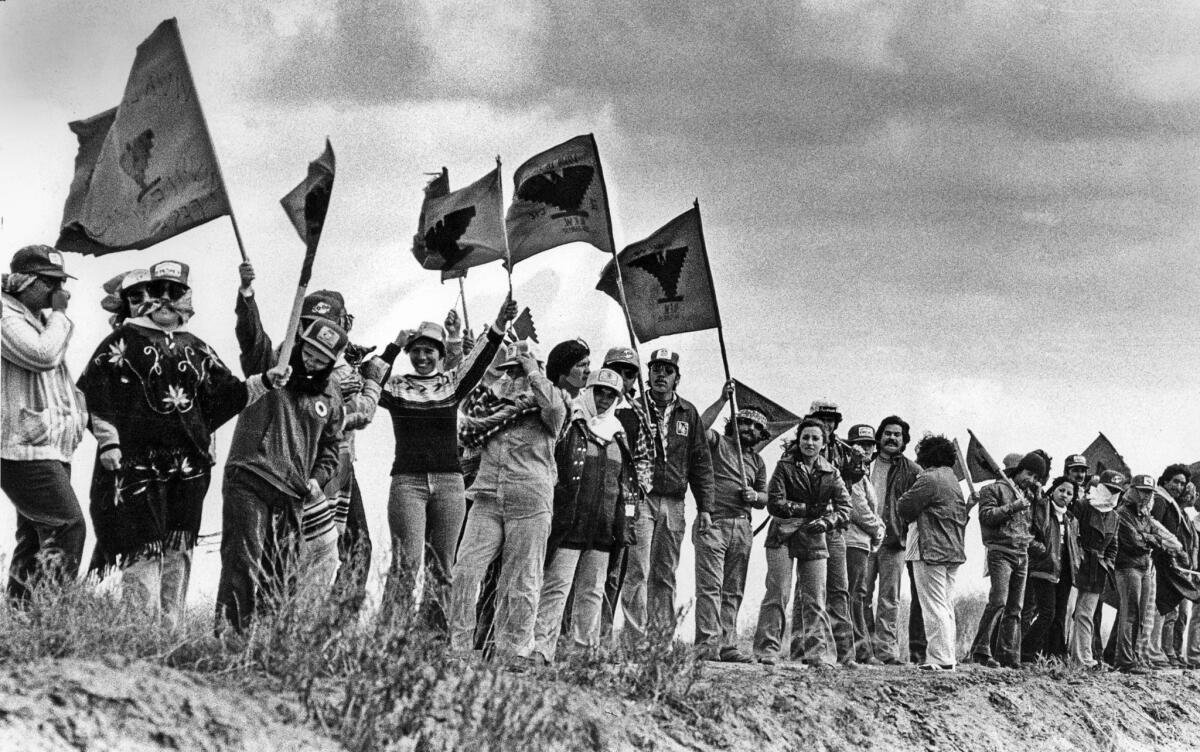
left=172, top=19, right=249, bottom=263
left=275, top=239, right=318, bottom=368
left=458, top=276, right=472, bottom=335
left=693, top=198, right=749, bottom=485
left=589, top=135, right=652, bottom=421
left=953, top=438, right=978, bottom=499
left=497, top=155, right=514, bottom=298
left=967, top=428, right=1023, bottom=497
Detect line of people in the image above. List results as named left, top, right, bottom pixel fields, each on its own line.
left=3, top=244, right=1198, bottom=675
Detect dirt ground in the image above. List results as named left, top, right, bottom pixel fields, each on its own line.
left=4, top=656, right=1200, bottom=751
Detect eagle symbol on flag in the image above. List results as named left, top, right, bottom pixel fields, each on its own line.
left=515, top=165, right=594, bottom=218
left=423, top=206, right=477, bottom=269
left=119, top=129, right=162, bottom=202
left=629, top=245, right=688, bottom=303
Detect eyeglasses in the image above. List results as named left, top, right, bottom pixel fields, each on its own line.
left=126, top=281, right=187, bottom=303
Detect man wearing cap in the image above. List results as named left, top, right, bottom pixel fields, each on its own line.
left=1, top=245, right=88, bottom=603
left=866, top=415, right=924, bottom=665
left=78, top=260, right=290, bottom=623
left=377, top=297, right=514, bottom=628
left=969, top=452, right=1043, bottom=668
left=217, top=285, right=351, bottom=630
left=692, top=384, right=769, bottom=662
left=1068, top=469, right=1121, bottom=668
left=546, top=339, right=591, bottom=398
left=1113, top=474, right=1182, bottom=673
left=843, top=424, right=886, bottom=663
left=450, top=339, right=568, bottom=659
left=621, top=347, right=715, bottom=641
left=236, top=264, right=389, bottom=620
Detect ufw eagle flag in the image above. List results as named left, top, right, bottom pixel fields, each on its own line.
left=956, top=430, right=1005, bottom=484
left=413, top=167, right=506, bottom=273
left=1082, top=432, right=1131, bottom=479
left=716, top=379, right=801, bottom=449
left=58, top=19, right=230, bottom=255
left=596, top=205, right=718, bottom=342
left=505, top=134, right=614, bottom=264
left=279, top=139, right=336, bottom=285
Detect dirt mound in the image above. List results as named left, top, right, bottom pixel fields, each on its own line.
left=0, top=656, right=338, bottom=752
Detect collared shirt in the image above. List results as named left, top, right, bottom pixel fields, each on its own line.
left=707, top=429, right=767, bottom=519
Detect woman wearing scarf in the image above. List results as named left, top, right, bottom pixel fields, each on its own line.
left=449, top=339, right=568, bottom=660
left=1021, top=476, right=1075, bottom=661
left=78, top=261, right=289, bottom=625
left=1068, top=470, right=1121, bottom=668
left=532, top=369, right=638, bottom=663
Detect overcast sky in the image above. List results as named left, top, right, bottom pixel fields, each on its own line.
left=2, top=1, right=1198, bottom=613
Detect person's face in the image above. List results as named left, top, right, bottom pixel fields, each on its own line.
left=499, top=364, right=524, bottom=381
left=818, top=416, right=838, bottom=436
left=1050, top=483, right=1074, bottom=508
left=850, top=441, right=876, bottom=463
left=798, top=426, right=825, bottom=459
left=607, top=363, right=639, bottom=393
left=593, top=385, right=618, bottom=413
left=20, top=275, right=63, bottom=310
left=408, top=342, right=441, bottom=376
left=648, top=362, right=679, bottom=398
left=1066, top=466, right=1087, bottom=484
left=1165, top=474, right=1188, bottom=500
left=878, top=424, right=904, bottom=457
left=1014, top=469, right=1037, bottom=489
left=1131, top=487, right=1154, bottom=508
left=735, top=419, right=763, bottom=446
left=565, top=357, right=591, bottom=390
left=301, top=342, right=334, bottom=373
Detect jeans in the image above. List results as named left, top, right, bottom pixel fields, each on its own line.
left=215, top=467, right=303, bottom=632
left=1, top=459, right=86, bottom=603
left=693, top=517, right=752, bottom=655
left=122, top=545, right=192, bottom=629
left=388, top=472, right=466, bottom=582
left=1186, top=600, right=1200, bottom=664
left=823, top=531, right=853, bottom=662
left=1070, top=589, right=1102, bottom=667
left=846, top=546, right=873, bottom=661
left=1021, top=577, right=1061, bottom=661
left=871, top=545, right=905, bottom=661
left=753, top=546, right=832, bottom=663
left=600, top=547, right=627, bottom=639
left=620, top=495, right=686, bottom=641
left=906, top=561, right=927, bottom=663
left=449, top=489, right=551, bottom=657
left=1162, top=603, right=1186, bottom=661
left=298, top=525, right=340, bottom=604
left=1114, top=566, right=1154, bottom=669
left=970, top=548, right=1027, bottom=664
left=912, top=561, right=959, bottom=667
left=533, top=548, right=609, bottom=661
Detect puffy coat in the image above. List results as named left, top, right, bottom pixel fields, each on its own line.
left=764, top=455, right=852, bottom=561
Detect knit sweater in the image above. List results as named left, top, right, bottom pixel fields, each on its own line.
left=1, top=293, right=87, bottom=462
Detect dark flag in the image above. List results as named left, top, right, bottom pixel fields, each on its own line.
left=724, top=379, right=801, bottom=448
left=413, top=167, right=506, bottom=273
left=510, top=307, right=538, bottom=343
left=57, top=19, right=230, bottom=255
left=595, top=206, right=718, bottom=342
left=280, top=139, right=336, bottom=286
left=1082, top=432, right=1131, bottom=479
left=963, top=430, right=1005, bottom=483
left=504, top=134, right=614, bottom=264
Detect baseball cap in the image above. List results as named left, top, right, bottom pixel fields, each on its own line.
left=847, top=424, right=876, bottom=445
left=1131, top=474, right=1155, bottom=491
left=148, top=260, right=190, bottom=289
left=587, top=368, right=624, bottom=394
left=1098, top=470, right=1127, bottom=492
left=299, top=318, right=348, bottom=361
left=602, top=346, right=640, bottom=370
left=405, top=321, right=447, bottom=355
left=1065, top=454, right=1088, bottom=470
left=496, top=339, right=542, bottom=369
left=735, top=407, right=769, bottom=431
left=119, top=268, right=153, bottom=291
left=10, top=245, right=75, bottom=279
left=648, top=348, right=680, bottom=369
left=301, top=290, right=346, bottom=323
left=807, top=398, right=842, bottom=422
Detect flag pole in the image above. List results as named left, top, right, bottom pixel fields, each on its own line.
left=497, top=156, right=514, bottom=299
left=458, top=276, right=472, bottom=335
left=589, top=135, right=652, bottom=420
left=953, top=437, right=978, bottom=499
left=275, top=238, right=317, bottom=369
left=967, top=429, right=1023, bottom=497
left=171, top=19, right=250, bottom=263
left=693, top=198, right=749, bottom=485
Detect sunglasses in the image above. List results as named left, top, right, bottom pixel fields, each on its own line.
left=126, top=280, right=187, bottom=303
left=609, top=365, right=638, bottom=379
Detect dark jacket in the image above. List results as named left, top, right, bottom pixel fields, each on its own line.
left=1068, top=495, right=1118, bottom=592
left=647, top=395, right=715, bottom=513
left=874, top=454, right=922, bottom=549
left=977, top=480, right=1033, bottom=554
left=1027, top=498, right=1065, bottom=583
left=1150, top=490, right=1200, bottom=611
left=548, top=422, right=638, bottom=554
left=1116, top=501, right=1163, bottom=571
left=765, top=455, right=852, bottom=561
left=896, top=466, right=968, bottom=566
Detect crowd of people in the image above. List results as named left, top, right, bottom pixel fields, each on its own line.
left=3, top=243, right=1198, bottom=676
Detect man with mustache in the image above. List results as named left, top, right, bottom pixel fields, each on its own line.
left=865, top=415, right=924, bottom=664
left=78, top=261, right=290, bottom=625
left=620, top=348, right=714, bottom=642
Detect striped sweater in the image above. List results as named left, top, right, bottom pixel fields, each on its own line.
left=1, top=293, right=87, bottom=462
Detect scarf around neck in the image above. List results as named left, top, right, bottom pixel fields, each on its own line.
left=571, top=389, right=623, bottom=444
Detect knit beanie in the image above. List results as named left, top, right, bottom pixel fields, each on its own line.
left=1016, top=452, right=1047, bottom=479
left=546, top=339, right=590, bottom=385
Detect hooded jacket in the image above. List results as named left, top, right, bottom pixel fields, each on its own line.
left=764, top=455, right=852, bottom=561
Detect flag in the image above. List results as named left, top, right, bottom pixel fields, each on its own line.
left=505, top=134, right=614, bottom=264
left=510, top=307, right=538, bottom=343
left=279, top=139, right=336, bottom=286
left=964, top=430, right=1005, bottom=483
left=413, top=167, right=506, bottom=273
left=729, top=379, right=800, bottom=447
left=1082, top=432, right=1131, bottom=479
left=280, top=138, right=336, bottom=248
left=57, top=19, right=230, bottom=255
left=441, top=267, right=467, bottom=282
left=596, top=206, right=718, bottom=342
